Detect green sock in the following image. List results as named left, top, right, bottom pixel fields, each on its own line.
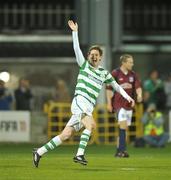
left=76, top=129, right=91, bottom=156
left=37, top=136, right=62, bottom=156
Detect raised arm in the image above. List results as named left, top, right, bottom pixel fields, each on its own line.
left=68, top=20, right=85, bottom=67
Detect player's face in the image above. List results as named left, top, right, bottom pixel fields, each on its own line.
left=124, top=58, right=134, bottom=71
left=88, top=49, right=102, bottom=68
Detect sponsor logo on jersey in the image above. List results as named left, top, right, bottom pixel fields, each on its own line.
left=120, top=83, right=132, bottom=89
left=88, top=74, right=103, bottom=85
left=129, top=76, right=134, bottom=82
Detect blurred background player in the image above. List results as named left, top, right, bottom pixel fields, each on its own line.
left=52, top=79, right=71, bottom=103
left=32, top=20, right=135, bottom=167
left=106, top=54, right=142, bottom=157
left=143, top=70, right=166, bottom=111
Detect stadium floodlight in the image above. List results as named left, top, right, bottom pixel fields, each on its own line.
left=0, top=71, right=10, bottom=82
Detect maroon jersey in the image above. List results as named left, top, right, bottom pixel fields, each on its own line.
left=108, top=68, right=141, bottom=110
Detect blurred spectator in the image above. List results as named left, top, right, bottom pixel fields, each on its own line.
left=141, top=104, right=169, bottom=148
left=0, top=80, right=13, bottom=110
left=52, top=79, right=71, bottom=103
left=14, top=78, right=33, bottom=110
left=143, top=70, right=166, bottom=111
left=164, top=74, right=171, bottom=110
left=50, top=79, right=71, bottom=129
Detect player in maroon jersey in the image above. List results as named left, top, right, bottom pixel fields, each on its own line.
left=106, top=54, right=142, bottom=157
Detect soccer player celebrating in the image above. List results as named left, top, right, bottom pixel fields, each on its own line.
left=33, top=20, right=135, bottom=167
left=106, top=54, right=142, bottom=157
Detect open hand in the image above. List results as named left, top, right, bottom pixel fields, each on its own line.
left=68, top=20, right=78, bottom=31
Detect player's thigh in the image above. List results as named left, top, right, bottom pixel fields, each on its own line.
left=81, top=115, right=96, bottom=130
left=117, top=108, right=133, bottom=129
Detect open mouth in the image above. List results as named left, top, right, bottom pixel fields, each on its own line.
left=92, top=59, right=97, bottom=63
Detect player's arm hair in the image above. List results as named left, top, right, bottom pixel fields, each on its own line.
left=72, top=31, right=85, bottom=67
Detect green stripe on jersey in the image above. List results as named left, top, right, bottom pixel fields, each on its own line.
left=81, top=61, right=87, bottom=69
left=80, top=70, right=88, bottom=77
left=77, top=79, right=100, bottom=93
left=76, top=87, right=97, bottom=100
left=88, top=65, right=102, bottom=77
left=104, top=77, right=114, bottom=84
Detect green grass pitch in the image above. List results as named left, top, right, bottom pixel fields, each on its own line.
left=0, top=143, right=171, bottom=180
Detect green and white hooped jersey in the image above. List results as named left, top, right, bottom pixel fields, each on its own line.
left=75, top=61, right=114, bottom=105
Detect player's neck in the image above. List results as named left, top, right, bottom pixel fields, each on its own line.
left=89, top=61, right=99, bottom=69
left=120, top=66, right=128, bottom=75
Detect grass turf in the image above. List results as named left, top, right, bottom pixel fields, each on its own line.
left=0, top=143, right=171, bottom=180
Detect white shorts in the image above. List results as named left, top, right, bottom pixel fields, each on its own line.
left=66, top=95, right=94, bottom=131
left=117, top=108, right=133, bottom=126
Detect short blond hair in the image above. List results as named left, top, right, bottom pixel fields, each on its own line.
left=120, top=54, right=133, bottom=63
